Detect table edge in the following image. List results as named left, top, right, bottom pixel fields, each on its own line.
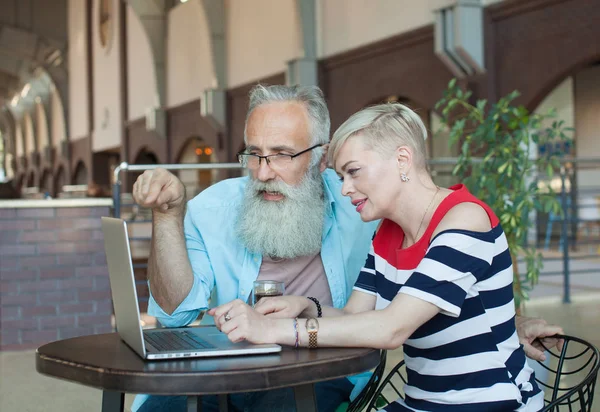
left=35, top=347, right=382, bottom=395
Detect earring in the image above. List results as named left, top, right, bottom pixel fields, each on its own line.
left=400, top=172, right=410, bottom=182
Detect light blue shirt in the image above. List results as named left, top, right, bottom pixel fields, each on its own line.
left=148, top=169, right=378, bottom=327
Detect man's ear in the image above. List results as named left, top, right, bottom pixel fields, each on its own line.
left=319, top=144, right=330, bottom=172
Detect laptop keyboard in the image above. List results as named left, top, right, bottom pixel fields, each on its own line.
left=144, top=330, right=216, bottom=352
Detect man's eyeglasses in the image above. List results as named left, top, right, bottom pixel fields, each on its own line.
left=237, top=144, right=322, bottom=170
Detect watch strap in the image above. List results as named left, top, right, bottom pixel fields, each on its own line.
left=306, top=318, right=318, bottom=349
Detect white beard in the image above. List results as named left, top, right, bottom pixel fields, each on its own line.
left=235, top=169, right=326, bottom=259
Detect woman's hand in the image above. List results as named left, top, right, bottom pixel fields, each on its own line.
left=254, top=296, right=312, bottom=318
left=208, top=299, right=277, bottom=344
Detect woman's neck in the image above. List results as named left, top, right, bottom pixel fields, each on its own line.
left=387, top=173, right=442, bottom=247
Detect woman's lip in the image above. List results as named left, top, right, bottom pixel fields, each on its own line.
left=356, top=199, right=366, bottom=212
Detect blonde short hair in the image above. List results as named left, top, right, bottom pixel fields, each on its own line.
left=329, top=103, right=428, bottom=169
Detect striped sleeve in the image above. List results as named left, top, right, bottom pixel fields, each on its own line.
left=399, top=230, right=495, bottom=317
left=353, top=244, right=378, bottom=295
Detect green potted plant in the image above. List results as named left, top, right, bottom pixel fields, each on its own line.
left=434, top=79, right=574, bottom=310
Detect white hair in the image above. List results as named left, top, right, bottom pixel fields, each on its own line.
left=329, top=103, right=429, bottom=169
left=245, top=84, right=330, bottom=167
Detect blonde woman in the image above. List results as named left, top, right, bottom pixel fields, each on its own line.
left=210, top=103, right=545, bottom=411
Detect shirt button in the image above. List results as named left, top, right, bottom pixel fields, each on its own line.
left=253, top=257, right=259, bottom=262
left=241, top=289, right=245, bottom=295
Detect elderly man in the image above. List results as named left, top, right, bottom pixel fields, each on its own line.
left=132, top=85, right=562, bottom=412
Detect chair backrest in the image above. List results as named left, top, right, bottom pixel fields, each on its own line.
left=365, top=359, right=407, bottom=411
left=365, top=335, right=599, bottom=412
left=537, top=334, right=599, bottom=412
left=346, top=350, right=388, bottom=412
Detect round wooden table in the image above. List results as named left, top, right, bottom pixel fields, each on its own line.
left=36, top=333, right=381, bottom=412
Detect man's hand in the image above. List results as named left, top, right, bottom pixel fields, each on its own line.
left=208, top=300, right=279, bottom=344
left=132, top=168, right=185, bottom=216
left=254, top=296, right=312, bottom=318
left=516, top=316, right=564, bottom=362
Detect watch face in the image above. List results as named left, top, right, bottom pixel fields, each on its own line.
left=306, top=318, right=319, bottom=332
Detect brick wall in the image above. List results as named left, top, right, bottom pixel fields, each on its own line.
left=0, top=206, right=114, bottom=350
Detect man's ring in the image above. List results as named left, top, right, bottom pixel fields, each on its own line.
left=224, top=312, right=231, bottom=322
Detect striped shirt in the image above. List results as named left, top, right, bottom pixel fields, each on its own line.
left=355, top=185, right=543, bottom=411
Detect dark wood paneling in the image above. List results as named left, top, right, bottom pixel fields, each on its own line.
left=227, top=73, right=286, bottom=162
left=490, top=0, right=600, bottom=110
left=126, top=118, right=167, bottom=165
left=167, top=100, right=223, bottom=164
left=321, top=26, right=454, bottom=131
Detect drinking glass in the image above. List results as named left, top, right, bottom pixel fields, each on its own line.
left=252, top=280, right=285, bottom=306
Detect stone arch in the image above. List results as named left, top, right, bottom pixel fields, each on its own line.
left=26, top=170, right=36, bottom=188
left=17, top=173, right=25, bottom=189
left=124, top=0, right=169, bottom=107
left=72, top=161, right=88, bottom=185
left=488, top=0, right=600, bottom=113
left=23, top=113, right=36, bottom=155
left=526, top=57, right=600, bottom=113
left=54, top=165, right=66, bottom=196
left=50, top=86, right=68, bottom=152
left=133, top=147, right=159, bottom=165
left=128, top=147, right=159, bottom=192
left=40, top=168, right=54, bottom=196
left=35, top=100, right=52, bottom=163
left=125, top=0, right=226, bottom=107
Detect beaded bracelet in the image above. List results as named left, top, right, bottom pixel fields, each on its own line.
left=307, top=297, right=322, bottom=318
left=293, top=317, right=299, bottom=348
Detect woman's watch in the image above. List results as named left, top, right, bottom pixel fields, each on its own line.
left=306, top=318, right=319, bottom=349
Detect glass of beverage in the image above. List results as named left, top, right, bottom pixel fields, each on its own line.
left=252, top=280, right=285, bottom=306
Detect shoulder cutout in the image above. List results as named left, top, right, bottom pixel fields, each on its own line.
left=432, top=202, right=492, bottom=238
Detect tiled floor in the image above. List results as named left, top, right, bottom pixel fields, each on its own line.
left=2, top=290, right=599, bottom=411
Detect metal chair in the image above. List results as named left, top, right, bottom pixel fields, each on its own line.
left=344, top=350, right=387, bottom=412
left=365, top=358, right=407, bottom=411
left=537, top=334, right=599, bottom=411
left=365, top=335, right=599, bottom=411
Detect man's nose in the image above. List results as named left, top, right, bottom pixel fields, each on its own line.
left=255, top=158, right=277, bottom=182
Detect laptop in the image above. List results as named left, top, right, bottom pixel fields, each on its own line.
left=101, top=217, right=282, bottom=360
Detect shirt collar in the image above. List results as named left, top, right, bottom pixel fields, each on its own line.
left=321, top=171, right=336, bottom=217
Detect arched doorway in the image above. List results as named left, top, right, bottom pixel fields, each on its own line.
left=17, top=174, right=25, bottom=191
left=73, top=161, right=88, bottom=185
left=40, top=169, right=53, bottom=197
left=54, top=166, right=66, bottom=197
left=176, top=137, right=217, bottom=199
left=128, top=148, right=159, bottom=193
left=26, top=170, right=35, bottom=188
left=532, top=62, right=600, bottom=246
